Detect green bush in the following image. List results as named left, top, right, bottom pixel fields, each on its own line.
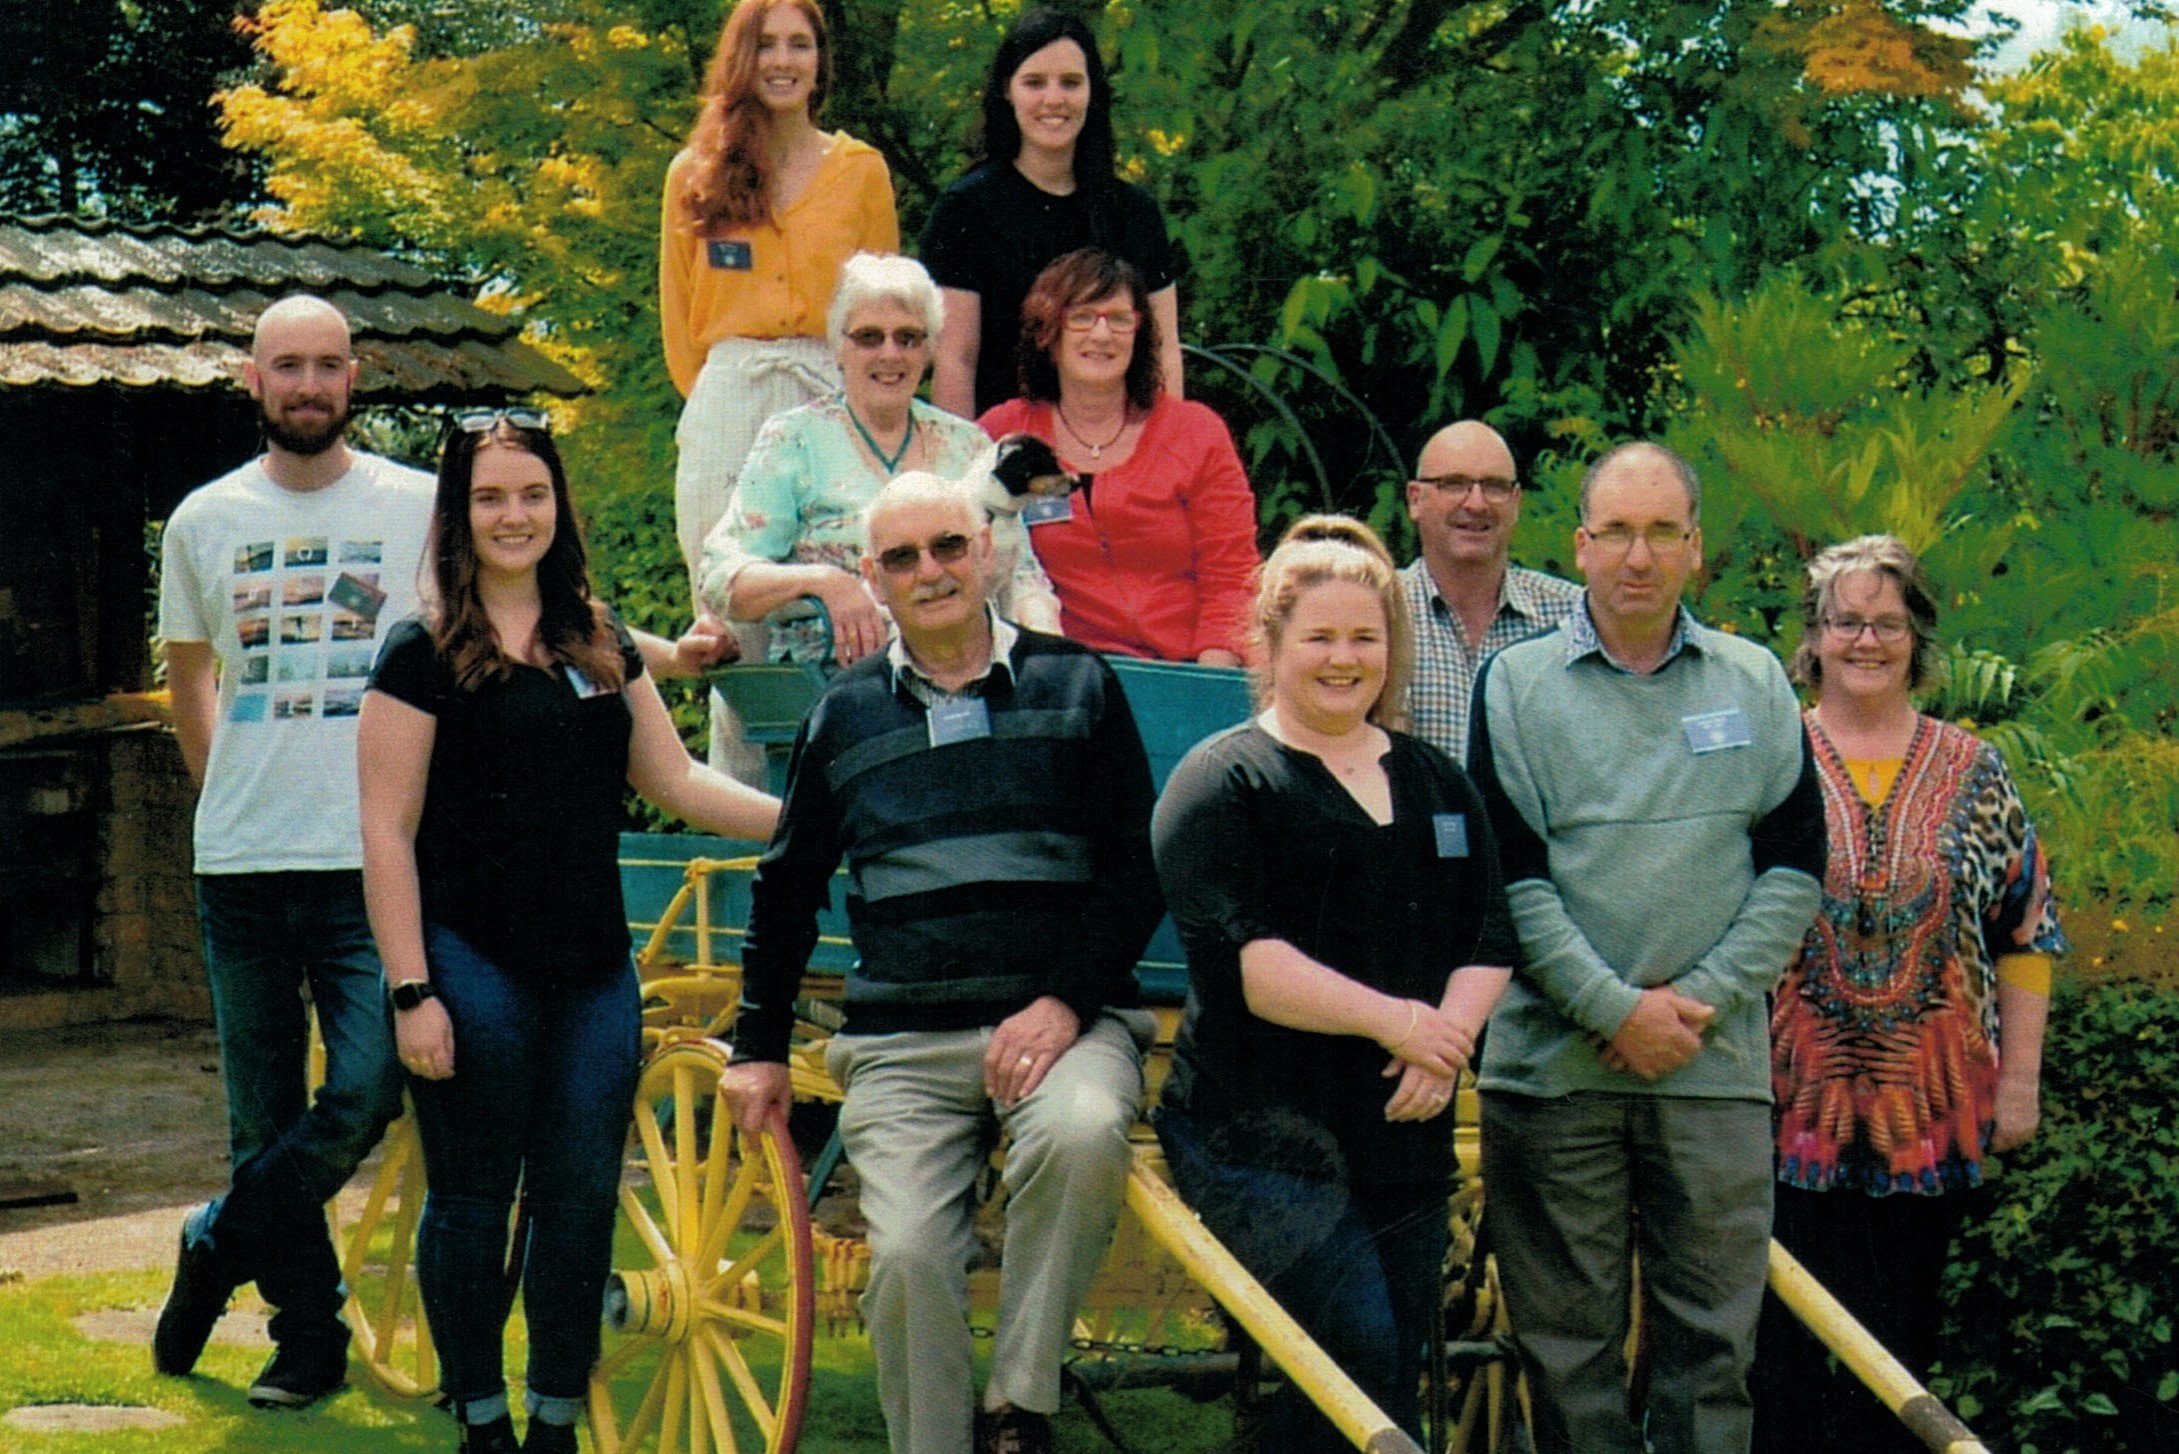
left=1936, top=983, right=2179, bottom=1453
left=578, top=479, right=714, bottom=832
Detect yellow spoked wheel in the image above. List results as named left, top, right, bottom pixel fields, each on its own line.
left=588, top=1040, right=814, bottom=1454
left=1441, top=1176, right=1523, bottom=1454
left=335, top=1108, right=440, bottom=1399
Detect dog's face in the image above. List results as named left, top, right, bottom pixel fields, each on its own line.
left=991, top=434, right=1074, bottom=500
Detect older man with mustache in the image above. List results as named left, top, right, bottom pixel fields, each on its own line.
left=722, top=472, right=1164, bottom=1454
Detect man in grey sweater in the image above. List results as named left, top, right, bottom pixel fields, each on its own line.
left=1466, top=441, right=1825, bottom=1454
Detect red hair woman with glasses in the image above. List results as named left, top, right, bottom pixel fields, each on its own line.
left=980, top=248, right=1258, bottom=666
left=358, top=413, right=779, bottom=1454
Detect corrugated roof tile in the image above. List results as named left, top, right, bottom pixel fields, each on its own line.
left=0, top=217, right=579, bottom=398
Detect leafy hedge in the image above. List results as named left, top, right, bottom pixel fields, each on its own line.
left=1936, top=983, right=2179, bottom=1453
left=579, top=480, right=715, bottom=831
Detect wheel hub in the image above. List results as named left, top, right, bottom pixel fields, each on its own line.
left=604, top=1263, right=695, bottom=1342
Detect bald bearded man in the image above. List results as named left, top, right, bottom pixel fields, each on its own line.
left=153, top=296, right=428, bottom=1408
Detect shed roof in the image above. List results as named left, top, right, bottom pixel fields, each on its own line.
left=0, top=215, right=586, bottom=400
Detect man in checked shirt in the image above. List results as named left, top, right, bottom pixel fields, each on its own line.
left=1398, top=420, right=1581, bottom=762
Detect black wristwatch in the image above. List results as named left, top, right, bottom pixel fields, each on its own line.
left=388, top=979, right=439, bottom=1012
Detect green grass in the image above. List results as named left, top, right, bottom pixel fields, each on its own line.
left=0, top=1268, right=1235, bottom=1454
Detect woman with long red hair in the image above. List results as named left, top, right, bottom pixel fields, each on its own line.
left=661, top=0, right=898, bottom=768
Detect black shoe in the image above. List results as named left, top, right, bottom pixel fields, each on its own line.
left=151, top=1209, right=241, bottom=1377
left=459, top=1415, right=522, bottom=1454
left=524, top=1418, right=580, bottom=1453
left=245, top=1337, right=348, bottom=1409
left=977, top=1407, right=1053, bottom=1454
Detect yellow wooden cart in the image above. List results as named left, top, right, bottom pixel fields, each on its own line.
left=327, top=657, right=1991, bottom=1454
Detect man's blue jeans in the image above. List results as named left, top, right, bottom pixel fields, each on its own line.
left=1155, top=1107, right=1449, bottom=1453
left=407, top=925, right=642, bottom=1425
left=194, top=870, right=404, bottom=1350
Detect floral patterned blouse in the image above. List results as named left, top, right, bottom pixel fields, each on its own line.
left=697, top=396, right=1056, bottom=662
left=1771, top=713, right=2066, bottom=1196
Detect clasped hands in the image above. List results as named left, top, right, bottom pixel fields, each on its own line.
left=1595, top=987, right=1716, bottom=1080
left=1378, top=997, right=1473, bottom=1124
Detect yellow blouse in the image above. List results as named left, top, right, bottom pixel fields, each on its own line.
left=658, top=135, right=899, bottom=396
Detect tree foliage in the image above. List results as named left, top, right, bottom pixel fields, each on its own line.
left=207, top=1, right=2179, bottom=908
left=0, top=0, right=263, bottom=220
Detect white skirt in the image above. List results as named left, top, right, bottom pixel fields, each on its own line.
left=673, top=336, right=839, bottom=782
left=673, top=335, right=839, bottom=582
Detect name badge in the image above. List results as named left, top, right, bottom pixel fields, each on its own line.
left=564, top=665, right=614, bottom=700
left=706, top=239, right=753, bottom=271
left=1432, top=812, right=1470, bottom=858
left=1682, top=706, right=1752, bottom=754
left=1019, top=493, right=1074, bottom=527
left=927, top=695, right=992, bottom=748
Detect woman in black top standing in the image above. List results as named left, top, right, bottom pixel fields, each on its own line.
left=1152, top=516, right=1516, bottom=1454
left=922, top=6, right=1183, bottom=417
left=358, top=414, right=779, bottom=1454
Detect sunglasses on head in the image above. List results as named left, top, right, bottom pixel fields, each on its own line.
left=874, top=532, right=973, bottom=575
left=451, top=408, right=550, bottom=436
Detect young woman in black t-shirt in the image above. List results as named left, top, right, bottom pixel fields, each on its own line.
left=358, top=415, right=779, bottom=1454
left=922, top=6, right=1183, bottom=416
left=1151, top=516, right=1515, bottom=1454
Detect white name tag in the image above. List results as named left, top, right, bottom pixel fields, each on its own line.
left=927, top=695, right=992, bottom=748
left=1682, top=707, right=1752, bottom=754
left=1020, top=493, right=1074, bottom=526
left=564, top=665, right=614, bottom=700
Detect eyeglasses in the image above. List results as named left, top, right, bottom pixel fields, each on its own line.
left=1584, top=523, right=1693, bottom=555
left=1062, top=306, right=1140, bottom=335
left=874, top=532, right=973, bottom=575
left=1822, top=614, right=1913, bottom=644
left=452, top=408, right=550, bottom=435
left=844, top=327, right=930, bottom=351
left=1416, top=473, right=1518, bottom=504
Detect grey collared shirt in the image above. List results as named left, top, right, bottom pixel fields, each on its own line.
left=1401, top=560, right=1581, bottom=764
left=1561, top=598, right=1702, bottom=674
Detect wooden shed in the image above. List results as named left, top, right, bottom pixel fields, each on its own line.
left=0, top=214, right=584, bottom=1027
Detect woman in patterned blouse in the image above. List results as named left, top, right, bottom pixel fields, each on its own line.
left=1752, top=534, right=2064, bottom=1454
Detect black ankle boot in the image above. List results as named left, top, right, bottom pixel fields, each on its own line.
left=458, top=1415, right=521, bottom=1454
left=524, top=1418, right=580, bottom=1453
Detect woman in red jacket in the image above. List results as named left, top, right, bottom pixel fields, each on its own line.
left=980, top=249, right=1258, bottom=664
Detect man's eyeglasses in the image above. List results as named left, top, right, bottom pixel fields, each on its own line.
left=844, top=327, right=930, bottom=351
left=1062, top=307, right=1140, bottom=335
left=1584, top=524, right=1693, bottom=555
left=1822, top=614, right=1913, bottom=644
left=874, top=532, right=973, bottom=575
left=452, top=408, right=550, bottom=435
left=1415, top=473, right=1518, bottom=504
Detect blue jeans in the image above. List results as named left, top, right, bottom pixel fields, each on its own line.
left=1155, top=1107, right=1448, bottom=1453
left=195, top=870, right=404, bottom=1349
left=408, top=926, right=642, bottom=1423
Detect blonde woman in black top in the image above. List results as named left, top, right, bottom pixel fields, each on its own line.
left=1152, top=515, right=1515, bottom=1454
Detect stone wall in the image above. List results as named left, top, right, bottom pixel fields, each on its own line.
left=0, top=726, right=205, bottom=1031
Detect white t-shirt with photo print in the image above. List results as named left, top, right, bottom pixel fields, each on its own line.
left=158, top=452, right=435, bottom=874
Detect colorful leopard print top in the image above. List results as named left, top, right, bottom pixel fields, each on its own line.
left=1772, top=714, right=2066, bottom=1196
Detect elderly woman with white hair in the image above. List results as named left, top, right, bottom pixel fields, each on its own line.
left=699, top=252, right=1058, bottom=666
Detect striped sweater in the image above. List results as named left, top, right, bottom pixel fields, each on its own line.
left=731, top=629, right=1163, bottom=1062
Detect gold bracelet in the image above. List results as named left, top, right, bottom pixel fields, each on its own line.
left=1387, top=999, right=1420, bottom=1055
